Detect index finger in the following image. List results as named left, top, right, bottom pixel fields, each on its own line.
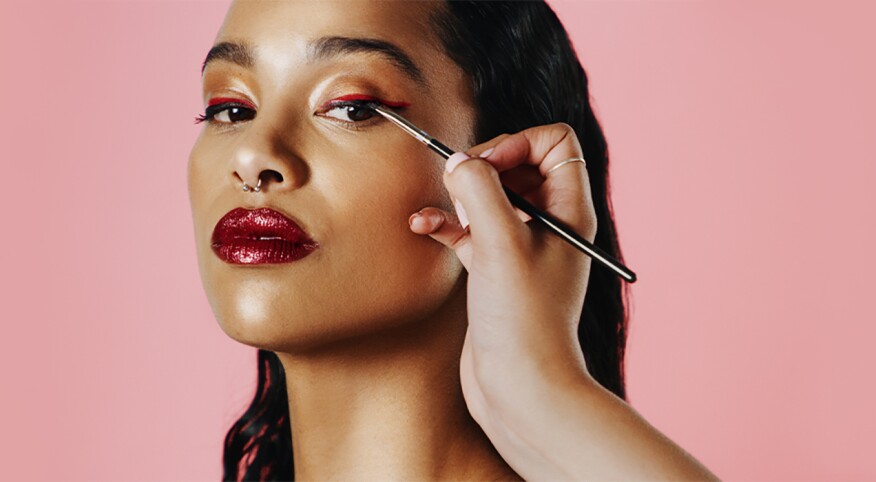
left=468, top=123, right=583, bottom=175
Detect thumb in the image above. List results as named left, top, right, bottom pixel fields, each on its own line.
left=444, top=152, right=529, bottom=251
left=409, top=206, right=473, bottom=270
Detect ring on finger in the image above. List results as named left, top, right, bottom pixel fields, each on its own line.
left=545, top=157, right=587, bottom=176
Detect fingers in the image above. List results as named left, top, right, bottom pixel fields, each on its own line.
left=408, top=206, right=466, bottom=245
left=412, top=123, right=594, bottom=265
left=452, top=152, right=533, bottom=225
left=409, top=206, right=473, bottom=271
left=444, top=152, right=530, bottom=252
left=470, top=123, right=580, bottom=175
left=474, top=123, right=596, bottom=242
left=464, top=133, right=510, bottom=161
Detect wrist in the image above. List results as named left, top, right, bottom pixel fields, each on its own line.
left=474, top=351, right=602, bottom=480
left=477, top=343, right=597, bottom=420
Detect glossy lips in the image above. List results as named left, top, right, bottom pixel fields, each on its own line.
left=211, top=207, right=319, bottom=264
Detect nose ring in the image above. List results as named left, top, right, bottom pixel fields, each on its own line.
left=242, top=177, right=262, bottom=192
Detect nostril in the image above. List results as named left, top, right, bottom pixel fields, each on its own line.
left=263, top=170, right=283, bottom=183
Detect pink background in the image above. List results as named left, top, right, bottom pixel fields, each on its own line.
left=1, top=1, right=873, bottom=480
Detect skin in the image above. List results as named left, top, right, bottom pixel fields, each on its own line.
left=190, top=0, right=719, bottom=480
left=189, top=0, right=519, bottom=479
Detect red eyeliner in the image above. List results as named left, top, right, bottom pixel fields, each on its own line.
left=207, top=97, right=256, bottom=109
left=330, top=93, right=410, bottom=108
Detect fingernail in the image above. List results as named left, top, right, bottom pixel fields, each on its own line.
left=479, top=147, right=495, bottom=159
left=408, top=211, right=421, bottom=226
left=445, top=152, right=471, bottom=173
left=453, top=197, right=469, bottom=229
left=515, top=207, right=532, bottom=223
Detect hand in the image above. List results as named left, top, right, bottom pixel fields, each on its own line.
left=410, top=124, right=719, bottom=481
left=408, top=122, right=599, bottom=475
left=409, top=121, right=596, bottom=384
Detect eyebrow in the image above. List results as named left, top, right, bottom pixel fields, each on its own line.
left=201, top=36, right=428, bottom=88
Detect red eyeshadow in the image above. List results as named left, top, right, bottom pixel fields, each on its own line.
left=331, top=94, right=410, bottom=108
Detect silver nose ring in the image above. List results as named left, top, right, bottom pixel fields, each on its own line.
left=242, top=177, right=262, bottom=192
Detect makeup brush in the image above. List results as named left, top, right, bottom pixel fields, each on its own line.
left=365, top=102, right=637, bottom=284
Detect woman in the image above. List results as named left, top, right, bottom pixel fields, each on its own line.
left=188, top=0, right=718, bottom=480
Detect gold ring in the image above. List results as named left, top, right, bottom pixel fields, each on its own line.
left=545, top=157, right=586, bottom=176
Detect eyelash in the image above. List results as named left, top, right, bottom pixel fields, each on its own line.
left=193, top=99, right=392, bottom=131
left=193, top=102, right=254, bottom=126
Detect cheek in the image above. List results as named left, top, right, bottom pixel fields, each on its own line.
left=333, top=155, right=444, bottom=248
left=323, top=153, right=461, bottom=317
left=330, top=145, right=452, bottom=223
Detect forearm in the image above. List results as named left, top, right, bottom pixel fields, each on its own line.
left=485, top=367, right=720, bottom=481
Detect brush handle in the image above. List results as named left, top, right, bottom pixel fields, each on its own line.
left=428, top=139, right=456, bottom=159
left=501, top=186, right=637, bottom=283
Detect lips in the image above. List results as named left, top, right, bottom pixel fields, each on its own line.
left=211, top=207, right=319, bottom=264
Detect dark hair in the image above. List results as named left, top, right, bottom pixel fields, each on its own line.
left=222, top=2, right=630, bottom=480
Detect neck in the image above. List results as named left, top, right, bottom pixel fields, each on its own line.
left=275, top=285, right=521, bottom=480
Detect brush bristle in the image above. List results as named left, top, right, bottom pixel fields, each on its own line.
left=361, top=101, right=382, bottom=112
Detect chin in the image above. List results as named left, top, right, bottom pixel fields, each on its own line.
left=205, top=278, right=340, bottom=353
left=210, top=280, right=402, bottom=353
left=195, top=238, right=466, bottom=354
left=206, top=275, right=463, bottom=356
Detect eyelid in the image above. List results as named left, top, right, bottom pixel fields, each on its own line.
left=319, top=93, right=410, bottom=110
left=207, top=96, right=256, bottom=109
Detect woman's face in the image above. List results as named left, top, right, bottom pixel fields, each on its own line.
left=188, top=0, right=476, bottom=352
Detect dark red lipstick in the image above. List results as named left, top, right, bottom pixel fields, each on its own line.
left=211, top=207, right=319, bottom=264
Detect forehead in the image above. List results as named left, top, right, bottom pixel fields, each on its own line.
left=212, top=0, right=446, bottom=82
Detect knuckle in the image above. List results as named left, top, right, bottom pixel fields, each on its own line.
left=467, top=134, right=511, bottom=156
left=447, top=158, right=498, bottom=185
left=551, top=122, right=576, bottom=137
left=469, top=158, right=498, bottom=176
left=587, top=211, right=598, bottom=242
left=582, top=200, right=598, bottom=241
left=446, top=226, right=470, bottom=250
left=430, top=210, right=469, bottom=249
left=483, top=133, right=511, bottom=143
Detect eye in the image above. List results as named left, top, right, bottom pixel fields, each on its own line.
left=320, top=101, right=378, bottom=124
left=194, top=102, right=256, bottom=125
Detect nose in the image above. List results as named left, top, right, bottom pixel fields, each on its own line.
left=230, top=136, right=306, bottom=194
